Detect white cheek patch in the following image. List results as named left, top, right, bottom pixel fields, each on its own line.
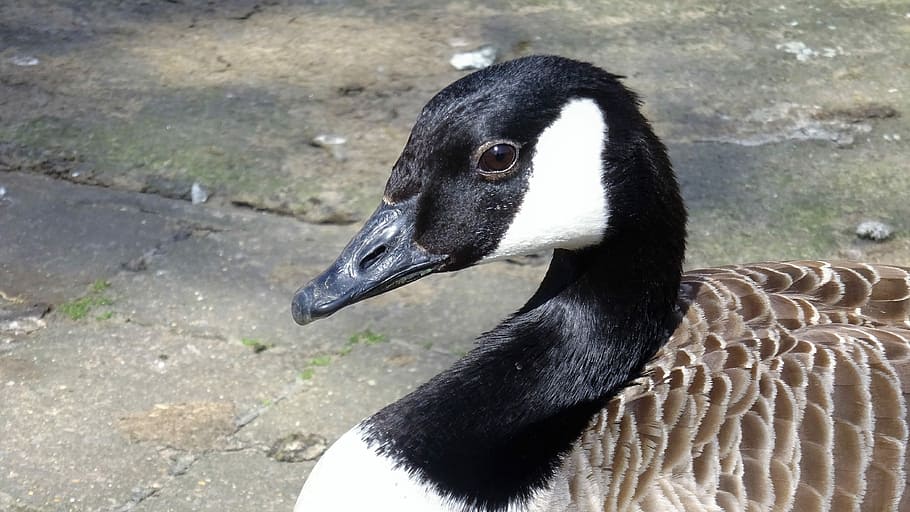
left=485, top=98, right=609, bottom=261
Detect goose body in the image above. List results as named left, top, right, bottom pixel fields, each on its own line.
left=558, top=261, right=910, bottom=512
left=291, top=56, right=910, bottom=511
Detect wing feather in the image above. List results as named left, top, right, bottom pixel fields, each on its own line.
left=550, top=261, right=910, bottom=512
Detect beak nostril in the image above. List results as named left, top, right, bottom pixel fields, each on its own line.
left=358, top=244, right=388, bottom=272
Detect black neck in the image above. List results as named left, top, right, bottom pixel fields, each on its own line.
left=363, top=240, right=684, bottom=511
left=364, top=99, right=687, bottom=511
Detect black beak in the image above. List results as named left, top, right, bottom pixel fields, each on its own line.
left=292, top=198, right=449, bottom=325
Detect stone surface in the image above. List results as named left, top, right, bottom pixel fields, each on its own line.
left=0, top=1, right=908, bottom=511
left=0, top=299, right=49, bottom=340
left=268, top=433, right=327, bottom=462
left=118, top=402, right=236, bottom=452
left=1, top=1, right=908, bottom=240
left=0, top=172, right=539, bottom=511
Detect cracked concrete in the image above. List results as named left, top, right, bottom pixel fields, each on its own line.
left=0, top=173, right=540, bottom=511
left=1, top=1, right=909, bottom=511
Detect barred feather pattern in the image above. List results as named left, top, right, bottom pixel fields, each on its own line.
left=537, top=261, right=910, bottom=512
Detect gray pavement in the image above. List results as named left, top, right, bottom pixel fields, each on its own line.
left=1, top=1, right=909, bottom=511
left=0, top=172, right=541, bottom=511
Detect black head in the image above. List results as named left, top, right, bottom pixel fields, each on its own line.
left=292, top=55, right=685, bottom=325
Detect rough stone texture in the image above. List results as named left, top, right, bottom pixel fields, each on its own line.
left=1, top=1, right=907, bottom=253
left=268, top=433, right=327, bottom=463
left=118, top=402, right=236, bottom=452
left=0, top=299, right=49, bottom=340
left=0, top=1, right=908, bottom=511
left=0, top=173, right=538, bottom=511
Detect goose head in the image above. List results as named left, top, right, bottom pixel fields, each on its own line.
left=292, top=55, right=686, bottom=326
left=292, top=56, right=689, bottom=512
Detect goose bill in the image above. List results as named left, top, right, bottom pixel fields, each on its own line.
left=292, top=199, right=449, bottom=325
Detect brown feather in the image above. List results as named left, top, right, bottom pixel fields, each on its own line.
left=543, top=261, right=910, bottom=511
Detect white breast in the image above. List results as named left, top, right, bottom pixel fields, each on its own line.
left=295, top=426, right=567, bottom=512
left=295, top=427, right=461, bottom=512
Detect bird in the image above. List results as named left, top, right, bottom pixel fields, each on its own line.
left=290, top=55, right=910, bottom=512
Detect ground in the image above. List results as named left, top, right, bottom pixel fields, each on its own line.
left=0, top=1, right=908, bottom=511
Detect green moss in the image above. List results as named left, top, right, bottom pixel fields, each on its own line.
left=309, top=355, right=332, bottom=367
left=59, top=282, right=114, bottom=321
left=241, top=338, right=271, bottom=353
left=59, top=297, right=93, bottom=320
left=298, top=330, right=390, bottom=382
left=91, top=279, right=110, bottom=293
left=348, top=329, right=388, bottom=346
left=680, top=140, right=910, bottom=267
left=5, top=88, right=325, bottom=212
left=297, top=352, right=334, bottom=382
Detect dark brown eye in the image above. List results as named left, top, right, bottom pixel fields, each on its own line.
left=478, top=143, right=518, bottom=175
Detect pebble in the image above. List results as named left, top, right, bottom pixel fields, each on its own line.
left=0, top=302, right=50, bottom=335
left=123, top=252, right=150, bottom=272
left=10, top=55, right=40, bottom=66
left=311, top=134, right=348, bottom=161
left=268, top=432, right=327, bottom=462
left=190, top=182, right=209, bottom=204
left=776, top=41, right=815, bottom=61
left=0, top=186, right=6, bottom=199
left=168, top=453, right=198, bottom=476
left=856, top=220, right=894, bottom=242
left=775, top=41, right=841, bottom=62
left=450, top=45, right=498, bottom=70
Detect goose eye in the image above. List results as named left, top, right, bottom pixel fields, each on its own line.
left=478, top=143, right=518, bottom=176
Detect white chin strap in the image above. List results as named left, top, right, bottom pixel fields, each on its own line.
left=485, top=98, right=609, bottom=262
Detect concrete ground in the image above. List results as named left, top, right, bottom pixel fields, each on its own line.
left=1, top=1, right=908, bottom=511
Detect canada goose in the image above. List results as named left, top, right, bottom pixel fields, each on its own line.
left=290, top=55, right=910, bottom=511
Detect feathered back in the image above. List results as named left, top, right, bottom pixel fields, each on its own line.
left=541, top=261, right=910, bottom=512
